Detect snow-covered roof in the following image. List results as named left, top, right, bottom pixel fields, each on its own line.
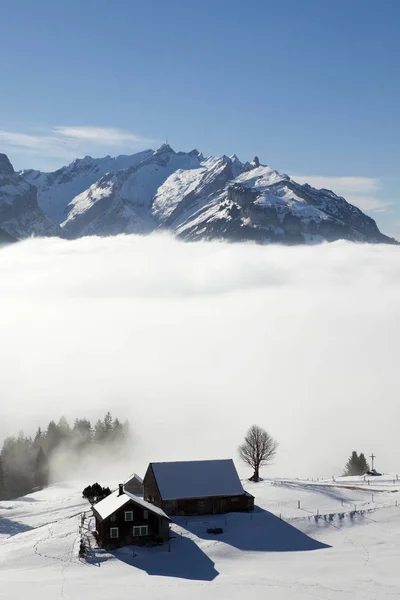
left=93, top=488, right=170, bottom=521
left=150, top=459, right=245, bottom=500
left=123, top=472, right=143, bottom=485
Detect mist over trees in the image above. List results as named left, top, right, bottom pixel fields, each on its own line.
left=343, top=451, right=370, bottom=476
left=0, top=412, right=131, bottom=500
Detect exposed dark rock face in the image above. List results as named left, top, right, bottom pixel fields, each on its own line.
left=0, top=228, right=16, bottom=245
left=0, top=156, right=62, bottom=240
left=0, top=153, right=14, bottom=175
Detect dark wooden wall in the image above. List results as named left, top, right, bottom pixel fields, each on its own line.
left=143, top=465, right=163, bottom=506
left=164, top=493, right=254, bottom=516
left=94, top=499, right=169, bottom=547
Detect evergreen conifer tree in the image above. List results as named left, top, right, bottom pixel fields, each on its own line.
left=33, top=427, right=42, bottom=447
left=34, top=447, right=49, bottom=489
left=0, top=457, right=5, bottom=500
left=343, top=451, right=369, bottom=476
left=358, top=453, right=370, bottom=474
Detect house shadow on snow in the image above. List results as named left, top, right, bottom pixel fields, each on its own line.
left=178, top=506, right=330, bottom=553
left=0, top=517, right=33, bottom=537
left=111, top=534, right=219, bottom=581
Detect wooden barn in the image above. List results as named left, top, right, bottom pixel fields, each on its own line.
left=143, top=459, right=254, bottom=516
left=93, top=484, right=170, bottom=548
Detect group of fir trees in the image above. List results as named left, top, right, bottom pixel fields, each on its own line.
left=343, top=451, right=370, bottom=476
left=82, top=482, right=112, bottom=505
left=0, top=412, right=130, bottom=500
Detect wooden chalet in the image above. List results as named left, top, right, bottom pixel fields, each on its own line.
left=143, top=458, right=254, bottom=516
left=93, top=484, right=170, bottom=548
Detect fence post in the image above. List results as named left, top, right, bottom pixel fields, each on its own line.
left=371, top=494, right=374, bottom=503
left=298, top=500, right=301, bottom=509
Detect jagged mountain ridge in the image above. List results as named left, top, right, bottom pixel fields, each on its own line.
left=20, top=149, right=154, bottom=224
left=6, top=145, right=396, bottom=244
left=0, top=154, right=61, bottom=240
left=60, top=145, right=202, bottom=237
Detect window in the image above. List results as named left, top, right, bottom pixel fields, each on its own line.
left=110, top=514, right=117, bottom=522
left=143, top=510, right=148, bottom=520
left=110, top=527, right=119, bottom=539
left=133, top=525, right=148, bottom=537
left=125, top=511, right=133, bottom=521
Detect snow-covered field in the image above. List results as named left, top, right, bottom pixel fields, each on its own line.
left=1, top=475, right=400, bottom=599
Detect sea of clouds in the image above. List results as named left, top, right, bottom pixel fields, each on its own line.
left=0, top=234, right=399, bottom=481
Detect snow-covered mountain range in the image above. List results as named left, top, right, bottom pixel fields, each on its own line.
left=0, top=153, right=60, bottom=241
left=0, top=145, right=395, bottom=244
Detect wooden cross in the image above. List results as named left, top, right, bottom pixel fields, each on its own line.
left=370, top=453, right=376, bottom=470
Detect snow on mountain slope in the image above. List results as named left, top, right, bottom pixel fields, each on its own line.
left=0, top=154, right=61, bottom=240
left=1, top=476, right=400, bottom=599
left=15, top=145, right=396, bottom=245
left=172, top=163, right=395, bottom=244
left=59, top=175, right=148, bottom=238
left=61, top=145, right=202, bottom=238
left=152, top=155, right=240, bottom=226
left=20, top=150, right=154, bottom=224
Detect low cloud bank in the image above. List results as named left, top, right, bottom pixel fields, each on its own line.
left=0, top=234, right=399, bottom=481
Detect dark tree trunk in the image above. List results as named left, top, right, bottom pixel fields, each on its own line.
left=250, top=466, right=260, bottom=482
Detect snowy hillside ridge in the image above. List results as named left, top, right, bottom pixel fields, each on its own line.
left=14, top=145, right=397, bottom=245
left=59, top=144, right=202, bottom=237
left=0, top=154, right=61, bottom=240
left=1, top=475, right=400, bottom=598
left=19, top=149, right=154, bottom=223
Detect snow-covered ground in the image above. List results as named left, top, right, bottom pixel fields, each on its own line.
left=1, top=475, right=400, bottom=599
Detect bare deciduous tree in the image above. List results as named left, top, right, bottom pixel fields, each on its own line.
left=238, top=425, right=278, bottom=481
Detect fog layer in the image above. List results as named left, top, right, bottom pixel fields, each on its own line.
left=0, top=235, right=399, bottom=480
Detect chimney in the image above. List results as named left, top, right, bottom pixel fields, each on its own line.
left=118, top=483, right=124, bottom=496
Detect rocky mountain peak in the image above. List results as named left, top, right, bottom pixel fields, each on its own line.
left=0, top=154, right=15, bottom=176
left=154, top=143, right=174, bottom=156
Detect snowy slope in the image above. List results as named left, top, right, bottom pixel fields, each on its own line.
left=16, top=146, right=396, bottom=244
left=0, top=154, right=61, bottom=240
left=20, top=150, right=154, bottom=224
left=152, top=155, right=239, bottom=227
left=1, top=475, right=400, bottom=599
left=61, top=145, right=202, bottom=238
left=171, top=163, right=394, bottom=244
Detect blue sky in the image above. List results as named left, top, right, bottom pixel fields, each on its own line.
left=0, top=0, right=399, bottom=236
